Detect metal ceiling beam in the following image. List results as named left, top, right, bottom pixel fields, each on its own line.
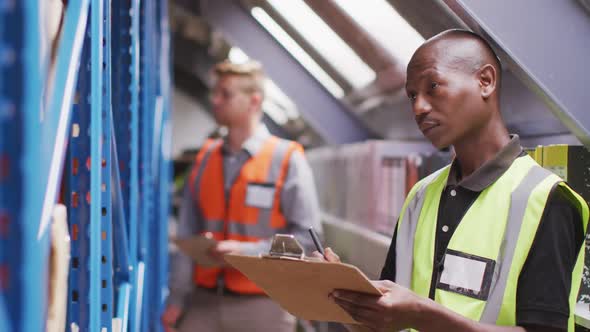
left=243, top=0, right=353, bottom=94
left=302, top=0, right=405, bottom=99
left=443, top=0, right=590, bottom=146
left=199, top=0, right=373, bottom=144
left=345, top=65, right=406, bottom=107
left=385, top=0, right=462, bottom=39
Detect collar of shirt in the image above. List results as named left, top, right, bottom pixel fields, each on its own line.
left=446, top=134, right=523, bottom=192
left=221, top=124, right=271, bottom=157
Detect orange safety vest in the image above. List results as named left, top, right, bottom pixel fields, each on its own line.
left=188, top=136, right=303, bottom=294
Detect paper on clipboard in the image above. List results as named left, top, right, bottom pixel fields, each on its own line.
left=224, top=254, right=381, bottom=324
left=172, top=235, right=220, bottom=267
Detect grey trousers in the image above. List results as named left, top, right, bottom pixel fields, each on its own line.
left=179, top=288, right=296, bottom=332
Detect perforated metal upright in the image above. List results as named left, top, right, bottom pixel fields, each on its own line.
left=156, top=0, right=173, bottom=324
left=134, top=1, right=172, bottom=330
left=101, top=0, right=115, bottom=328
left=139, top=0, right=156, bottom=329
left=1, top=0, right=170, bottom=330
left=0, top=1, right=24, bottom=330
left=65, top=0, right=171, bottom=330
left=66, top=19, right=92, bottom=329
left=111, top=0, right=141, bottom=331
left=145, top=0, right=173, bottom=328
left=0, top=0, right=47, bottom=331
left=65, top=0, right=111, bottom=330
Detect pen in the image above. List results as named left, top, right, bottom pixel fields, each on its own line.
left=308, top=227, right=327, bottom=260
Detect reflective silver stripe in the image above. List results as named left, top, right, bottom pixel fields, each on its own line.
left=256, top=139, right=294, bottom=227
left=395, top=169, right=444, bottom=288
left=479, top=165, right=555, bottom=323
left=193, top=141, right=222, bottom=202
left=200, top=219, right=278, bottom=238
left=200, top=219, right=225, bottom=233
left=227, top=221, right=278, bottom=239
left=202, top=220, right=276, bottom=239
left=267, top=139, right=294, bottom=182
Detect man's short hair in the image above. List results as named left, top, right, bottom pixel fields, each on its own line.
left=436, top=29, right=502, bottom=75
left=213, top=60, right=266, bottom=99
left=421, top=29, right=503, bottom=93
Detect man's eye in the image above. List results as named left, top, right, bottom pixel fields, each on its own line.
left=430, top=82, right=439, bottom=90
left=408, top=93, right=417, bottom=101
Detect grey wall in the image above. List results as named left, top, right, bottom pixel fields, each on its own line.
left=171, top=88, right=217, bottom=157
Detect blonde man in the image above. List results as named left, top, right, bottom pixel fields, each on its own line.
left=162, top=60, right=323, bottom=332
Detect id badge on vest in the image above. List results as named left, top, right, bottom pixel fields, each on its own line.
left=245, top=183, right=276, bottom=209
left=436, top=249, right=495, bottom=301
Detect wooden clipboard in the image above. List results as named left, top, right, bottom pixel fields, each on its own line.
left=224, top=254, right=381, bottom=324
left=172, top=235, right=220, bottom=267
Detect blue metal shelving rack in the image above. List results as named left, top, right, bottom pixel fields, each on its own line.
left=0, top=0, right=172, bottom=330
left=0, top=0, right=47, bottom=331
left=0, top=1, right=26, bottom=331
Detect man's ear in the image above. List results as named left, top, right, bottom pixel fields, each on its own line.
left=250, top=92, right=263, bottom=111
left=478, top=64, right=497, bottom=99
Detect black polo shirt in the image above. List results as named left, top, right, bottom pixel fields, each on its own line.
left=380, top=135, right=585, bottom=330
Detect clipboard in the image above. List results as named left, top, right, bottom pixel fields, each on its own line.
left=224, top=235, right=381, bottom=324
left=172, top=235, right=220, bottom=267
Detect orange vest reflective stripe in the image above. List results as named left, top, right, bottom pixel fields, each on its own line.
left=190, top=136, right=303, bottom=294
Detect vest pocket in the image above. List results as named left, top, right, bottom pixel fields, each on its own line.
left=245, top=182, right=276, bottom=209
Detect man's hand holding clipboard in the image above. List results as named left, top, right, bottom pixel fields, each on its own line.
left=223, top=233, right=382, bottom=324
left=308, top=231, right=423, bottom=331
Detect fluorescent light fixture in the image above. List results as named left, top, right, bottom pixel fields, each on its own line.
left=266, top=0, right=375, bottom=88
left=251, top=6, right=345, bottom=98
left=334, top=0, right=424, bottom=65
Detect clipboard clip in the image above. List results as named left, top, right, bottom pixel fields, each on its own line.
left=264, top=234, right=305, bottom=260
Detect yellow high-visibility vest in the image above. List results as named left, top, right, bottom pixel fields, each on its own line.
left=396, top=155, right=588, bottom=331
